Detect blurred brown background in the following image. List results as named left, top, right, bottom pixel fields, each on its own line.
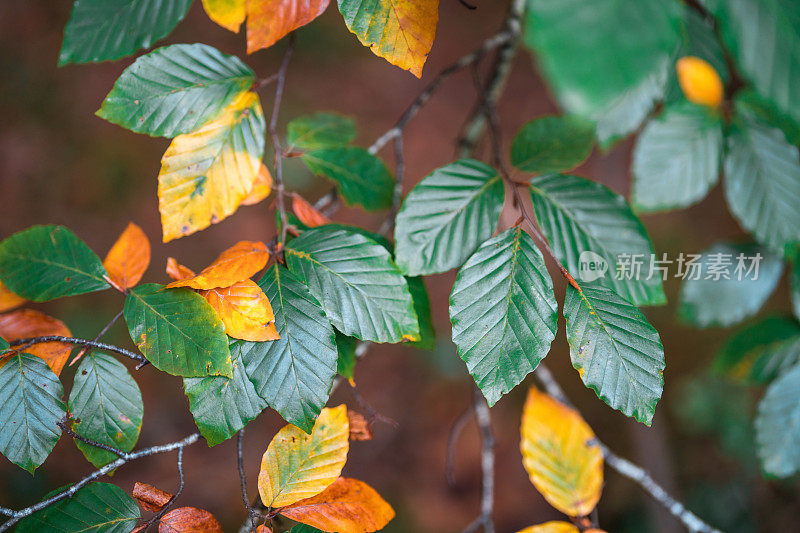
left=0, top=1, right=796, bottom=531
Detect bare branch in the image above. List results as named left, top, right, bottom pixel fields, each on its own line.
left=139, top=447, right=186, bottom=531
left=269, top=34, right=296, bottom=248
left=445, top=404, right=475, bottom=487
left=57, top=416, right=127, bottom=459
left=461, top=388, right=495, bottom=533
left=9, top=336, right=147, bottom=366
left=236, top=428, right=263, bottom=533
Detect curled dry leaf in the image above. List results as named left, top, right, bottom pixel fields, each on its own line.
left=158, top=506, right=223, bottom=533
left=133, top=481, right=173, bottom=512
left=200, top=279, right=280, bottom=342
left=0, top=280, right=25, bottom=312
left=201, top=0, right=246, bottom=33
left=280, top=477, right=395, bottom=533
left=293, top=194, right=331, bottom=228
left=0, top=309, right=72, bottom=375
left=166, top=241, right=269, bottom=290
left=258, top=405, right=350, bottom=508
left=103, top=222, right=151, bottom=292
left=166, top=258, right=196, bottom=282
left=247, top=0, right=331, bottom=53
left=347, top=410, right=373, bottom=441
left=676, top=56, right=724, bottom=108
left=241, top=164, right=273, bottom=206
left=520, top=387, right=603, bottom=518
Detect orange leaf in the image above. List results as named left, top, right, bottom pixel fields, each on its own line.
left=255, top=526, right=272, bottom=533
left=166, top=258, right=196, bottom=282
left=201, top=0, right=246, bottom=32
left=293, top=194, right=330, bottom=227
left=200, top=279, right=280, bottom=341
left=676, top=56, right=724, bottom=108
left=241, top=164, right=273, bottom=206
left=0, top=309, right=72, bottom=376
left=158, top=507, right=223, bottom=533
left=103, top=222, right=151, bottom=292
left=166, top=241, right=269, bottom=290
left=0, top=280, right=26, bottom=313
left=347, top=410, right=373, bottom=441
left=133, top=482, right=173, bottom=513
left=516, top=522, right=579, bottom=533
left=280, top=477, right=395, bottom=533
left=246, top=0, right=331, bottom=53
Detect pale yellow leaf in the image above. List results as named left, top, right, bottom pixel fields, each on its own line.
left=202, top=0, right=246, bottom=32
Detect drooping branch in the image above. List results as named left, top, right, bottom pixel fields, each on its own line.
left=139, top=447, right=186, bottom=531
left=0, top=433, right=200, bottom=532
left=9, top=336, right=147, bottom=366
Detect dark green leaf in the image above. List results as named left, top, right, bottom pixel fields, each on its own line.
left=715, top=316, right=800, bottom=380
left=564, top=283, right=664, bottom=425
left=184, top=341, right=267, bottom=446
left=792, top=260, right=800, bottom=322
left=678, top=242, right=783, bottom=328
left=755, top=364, right=800, bottom=477
left=69, top=353, right=143, bottom=467
left=288, top=112, right=357, bottom=150
left=529, top=174, right=666, bottom=306
left=523, top=0, right=681, bottom=118
left=0, top=336, right=8, bottom=353
left=0, top=353, right=65, bottom=473
left=724, top=113, right=800, bottom=254
left=16, top=482, right=140, bottom=532
left=407, top=277, right=436, bottom=351
left=302, top=147, right=393, bottom=210
left=510, top=115, right=595, bottom=174
left=285, top=227, right=419, bottom=343
left=715, top=0, right=800, bottom=123
left=632, top=102, right=723, bottom=212
left=335, top=329, right=359, bottom=380
left=123, top=284, right=232, bottom=378
left=0, top=225, right=110, bottom=301
left=394, top=159, right=504, bottom=276
left=735, top=90, right=800, bottom=148
left=96, top=43, right=255, bottom=137
left=59, top=0, right=193, bottom=65
left=239, top=265, right=337, bottom=432
left=450, top=227, right=557, bottom=406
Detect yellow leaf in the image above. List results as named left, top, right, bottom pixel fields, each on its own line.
left=258, top=405, right=350, bottom=508
left=103, top=222, right=151, bottom=292
left=247, top=0, right=331, bottom=53
left=241, top=164, right=273, bottom=206
left=166, top=257, right=196, bottom=282
left=200, top=279, right=280, bottom=341
left=0, top=280, right=25, bottom=313
left=0, top=309, right=72, bottom=376
left=280, top=477, right=395, bottom=533
left=338, top=0, right=439, bottom=78
left=292, top=194, right=330, bottom=227
left=676, top=56, right=724, bottom=108
left=516, top=522, right=579, bottom=533
left=202, top=0, right=246, bottom=32
left=520, top=387, right=603, bottom=517
left=158, top=91, right=265, bottom=242
left=166, top=241, right=269, bottom=290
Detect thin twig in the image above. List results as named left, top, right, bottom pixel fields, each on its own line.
left=0, top=433, right=200, bottom=531
left=140, top=447, right=186, bottom=531
left=237, top=429, right=261, bottom=533
left=57, top=416, right=127, bottom=459
left=533, top=364, right=721, bottom=533
left=9, top=336, right=147, bottom=366
left=461, top=387, right=495, bottom=533
left=69, top=309, right=124, bottom=366
left=344, top=380, right=398, bottom=428
left=445, top=404, right=475, bottom=487
left=379, top=134, right=406, bottom=234
left=269, top=34, right=296, bottom=248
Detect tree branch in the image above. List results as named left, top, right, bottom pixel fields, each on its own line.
left=461, top=388, right=495, bottom=533
left=139, top=447, right=186, bottom=531
left=9, top=336, right=147, bottom=366
left=269, top=34, right=296, bottom=249
left=0, top=433, right=200, bottom=532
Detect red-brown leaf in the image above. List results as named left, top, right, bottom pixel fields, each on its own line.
left=158, top=507, right=223, bottom=533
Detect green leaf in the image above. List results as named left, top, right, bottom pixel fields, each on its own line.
left=523, top=0, right=681, bottom=118
left=0, top=336, right=8, bottom=353
left=288, top=113, right=357, bottom=150
left=16, top=482, right=140, bottom=532
left=714, top=0, right=800, bottom=123
left=755, top=364, right=800, bottom=477
left=678, top=242, right=783, bottom=328
left=632, top=102, right=723, bottom=212
left=301, top=147, right=394, bottom=210
left=289, top=525, right=326, bottom=533
left=59, top=0, right=194, bottom=65
left=595, top=57, right=669, bottom=147
left=510, top=115, right=595, bottom=174
left=239, top=265, right=337, bottom=433
left=529, top=174, right=666, bottom=306
left=0, top=353, right=65, bottom=473
left=564, top=283, right=664, bottom=425
left=285, top=227, right=419, bottom=343
left=715, top=316, right=800, bottom=383
left=735, top=90, right=800, bottom=146
left=0, top=225, right=110, bottom=301
left=394, top=159, right=504, bottom=276
left=69, top=353, right=143, bottom=467
left=724, top=112, right=800, bottom=254
left=96, top=43, right=255, bottom=138
left=123, top=284, right=232, bottom=377
left=792, top=261, right=800, bottom=322
left=450, top=227, right=557, bottom=406
left=407, top=277, right=436, bottom=351
left=335, top=329, right=359, bottom=380
left=183, top=340, right=267, bottom=446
